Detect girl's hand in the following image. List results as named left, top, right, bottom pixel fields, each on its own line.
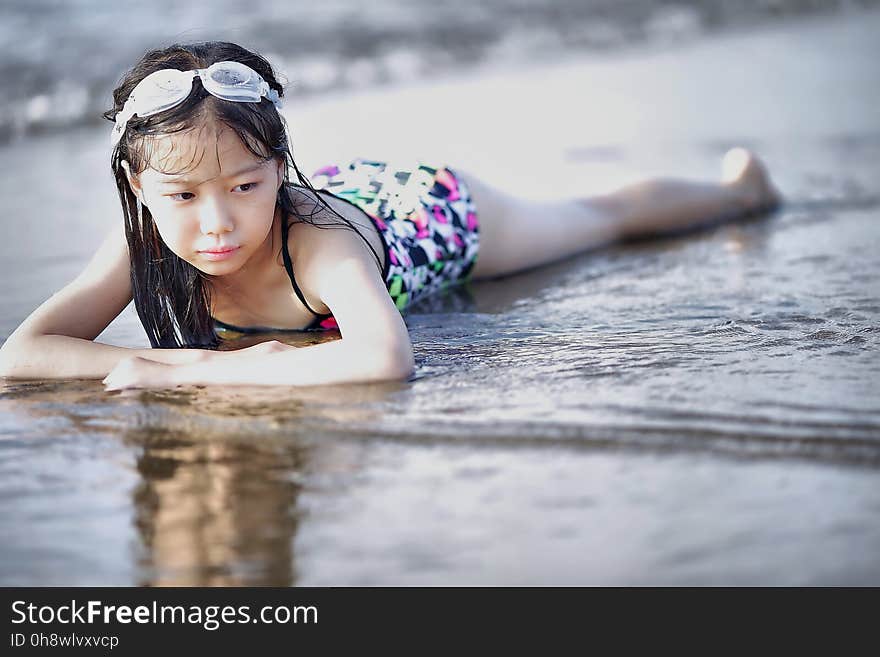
left=231, top=339, right=290, bottom=357
left=103, top=356, right=178, bottom=391
left=103, top=341, right=290, bottom=390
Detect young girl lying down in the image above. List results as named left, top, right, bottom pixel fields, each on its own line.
left=0, top=41, right=780, bottom=390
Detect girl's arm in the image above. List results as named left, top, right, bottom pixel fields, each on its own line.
left=0, top=224, right=213, bottom=380
left=105, top=223, right=414, bottom=389
left=114, top=333, right=412, bottom=388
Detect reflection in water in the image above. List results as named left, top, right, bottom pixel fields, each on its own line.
left=0, top=379, right=403, bottom=586
left=130, top=432, right=306, bottom=586
left=121, top=383, right=404, bottom=585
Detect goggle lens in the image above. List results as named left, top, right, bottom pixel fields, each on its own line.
left=209, top=66, right=250, bottom=87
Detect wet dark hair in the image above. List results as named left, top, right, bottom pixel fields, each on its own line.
left=103, top=41, right=380, bottom=349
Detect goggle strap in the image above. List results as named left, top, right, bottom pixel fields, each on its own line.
left=264, top=84, right=282, bottom=108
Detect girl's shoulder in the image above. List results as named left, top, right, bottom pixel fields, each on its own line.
left=282, top=185, right=386, bottom=309
left=286, top=185, right=385, bottom=270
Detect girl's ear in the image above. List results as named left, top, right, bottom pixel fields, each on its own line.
left=120, top=160, right=145, bottom=203
left=275, top=158, right=285, bottom=189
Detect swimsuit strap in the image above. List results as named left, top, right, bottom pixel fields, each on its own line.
left=280, top=214, right=331, bottom=319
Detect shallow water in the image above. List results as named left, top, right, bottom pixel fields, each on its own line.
left=1, top=11, right=879, bottom=585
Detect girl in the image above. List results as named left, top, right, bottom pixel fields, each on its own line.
left=0, top=42, right=780, bottom=390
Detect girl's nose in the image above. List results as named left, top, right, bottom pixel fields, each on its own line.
left=198, top=197, right=234, bottom=235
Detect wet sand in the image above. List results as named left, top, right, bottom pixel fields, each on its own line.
left=0, top=10, right=878, bottom=585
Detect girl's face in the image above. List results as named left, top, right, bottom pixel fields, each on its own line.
left=124, top=124, right=284, bottom=278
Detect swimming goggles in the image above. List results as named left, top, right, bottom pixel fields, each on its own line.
left=111, top=60, right=282, bottom=146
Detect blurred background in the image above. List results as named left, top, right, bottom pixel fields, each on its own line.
left=2, top=0, right=877, bottom=143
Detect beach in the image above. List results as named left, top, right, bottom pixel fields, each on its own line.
left=0, top=8, right=878, bottom=585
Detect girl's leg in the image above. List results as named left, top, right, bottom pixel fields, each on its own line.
left=465, top=148, right=780, bottom=280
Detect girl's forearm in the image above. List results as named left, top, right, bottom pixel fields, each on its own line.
left=170, top=337, right=414, bottom=387
left=0, top=334, right=210, bottom=380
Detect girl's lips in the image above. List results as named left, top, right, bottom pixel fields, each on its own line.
left=199, top=246, right=240, bottom=261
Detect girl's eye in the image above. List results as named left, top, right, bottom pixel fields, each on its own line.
left=166, top=183, right=257, bottom=202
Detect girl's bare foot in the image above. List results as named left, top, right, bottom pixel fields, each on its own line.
left=720, top=147, right=783, bottom=213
